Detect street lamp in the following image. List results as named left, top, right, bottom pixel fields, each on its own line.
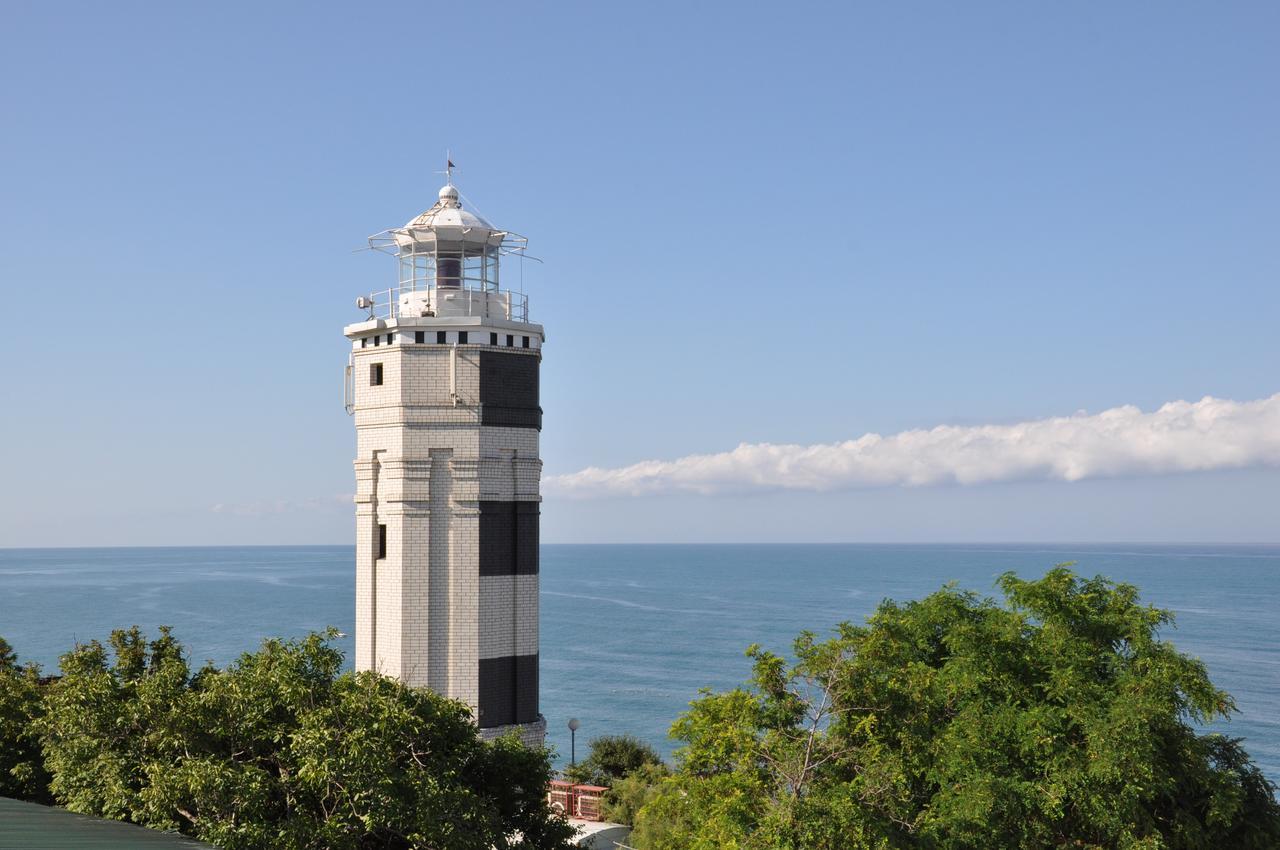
left=567, top=717, right=581, bottom=766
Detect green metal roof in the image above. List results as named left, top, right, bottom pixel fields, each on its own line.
left=0, top=797, right=217, bottom=849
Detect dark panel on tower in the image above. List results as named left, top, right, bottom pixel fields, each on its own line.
left=478, top=656, right=515, bottom=728
left=515, top=653, right=539, bottom=724
left=479, top=351, right=541, bottom=429
left=478, top=653, right=539, bottom=728
left=478, top=502, right=515, bottom=577
left=515, top=502, right=539, bottom=575
left=479, top=501, right=539, bottom=576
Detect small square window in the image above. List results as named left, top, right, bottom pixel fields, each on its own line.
left=506, top=334, right=514, bottom=347
left=490, top=332, right=498, bottom=346
left=458, top=331, right=468, bottom=344
left=370, top=363, right=383, bottom=386
left=437, top=331, right=447, bottom=344
left=522, top=336, right=530, bottom=348
left=415, top=331, right=424, bottom=344
left=377, top=524, right=387, bottom=560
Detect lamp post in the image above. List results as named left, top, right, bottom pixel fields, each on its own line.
left=567, top=717, right=581, bottom=766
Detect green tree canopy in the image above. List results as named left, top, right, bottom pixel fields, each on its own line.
left=565, top=734, right=664, bottom=787
left=632, top=568, right=1280, bottom=850
left=0, top=636, right=51, bottom=802
left=601, top=762, right=670, bottom=827
left=563, top=733, right=670, bottom=827
left=32, top=627, right=575, bottom=850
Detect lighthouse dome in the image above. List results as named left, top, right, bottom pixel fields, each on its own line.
left=392, top=183, right=501, bottom=252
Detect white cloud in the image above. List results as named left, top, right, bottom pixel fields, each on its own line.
left=544, top=393, right=1280, bottom=498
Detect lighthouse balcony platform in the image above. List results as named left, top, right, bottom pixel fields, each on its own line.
left=355, top=284, right=529, bottom=324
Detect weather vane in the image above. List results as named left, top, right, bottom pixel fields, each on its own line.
left=436, top=150, right=456, bottom=187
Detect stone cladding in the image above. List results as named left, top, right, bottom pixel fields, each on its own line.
left=347, top=323, right=545, bottom=745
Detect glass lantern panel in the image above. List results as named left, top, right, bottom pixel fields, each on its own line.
left=486, top=246, right=500, bottom=290
left=463, top=253, right=483, bottom=288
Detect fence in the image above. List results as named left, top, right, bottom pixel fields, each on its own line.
left=547, top=781, right=610, bottom=822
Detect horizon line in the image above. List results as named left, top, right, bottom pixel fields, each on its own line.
left=3, top=540, right=1280, bottom=552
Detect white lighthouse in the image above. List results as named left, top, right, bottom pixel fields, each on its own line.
left=344, top=174, right=545, bottom=746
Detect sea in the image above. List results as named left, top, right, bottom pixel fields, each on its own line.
left=1, top=544, right=1277, bottom=783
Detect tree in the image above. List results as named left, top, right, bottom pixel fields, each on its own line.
left=37, top=627, right=576, bottom=850
left=565, top=734, right=664, bottom=786
left=37, top=626, right=190, bottom=819
left=0, top=636, right=51, bottom=802
left=632, top=568, right=1280, bottom=850
left=563, top=733, right=669, bottom=827
left=601, top=762, right=670, bottom=827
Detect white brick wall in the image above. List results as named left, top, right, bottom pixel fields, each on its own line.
left=478, top=714, right=547, bottom=748
left=349, top=325, right=543, bottom=746
left=478, top=575, right=539, bottom=659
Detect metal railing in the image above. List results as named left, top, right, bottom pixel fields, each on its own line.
left=355, top=285, right=529, bottom=323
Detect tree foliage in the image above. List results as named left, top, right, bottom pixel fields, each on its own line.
left=632, top=568, right=1280, bottom=850
left=0, top=636, right=51, bottom=802
left=564, top=734, right=664, bottom=787
left=29, top=627, right=575, bottom=850
left=563, top=734, right=669, bottom=826
left=601, top=762, right=670, bottom=827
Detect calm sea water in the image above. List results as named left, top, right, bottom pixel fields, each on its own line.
left=1, top=544, right=1276, bottom=782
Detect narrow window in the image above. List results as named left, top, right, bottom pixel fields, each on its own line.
left=377, top=524, right=387, bottom=560
left=490, top=332, right=498, bottom=346
left=458, top=331, right=468, bottom=344
left=437, top=331, right=447, bottom=344
left=506, top=334, right=514, bottom=347
left=415, top=331, right=425, bottom=344
left=370, top=363, right=383, bottom=386
left=361, top=338, right=367, bottom=349
left=387, top=333, right=394, bottom=345
left=373, top=335, right=380, bottom=347
left=522, top=335, right=530, bottom=349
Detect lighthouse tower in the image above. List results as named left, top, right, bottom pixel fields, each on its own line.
left=344, top=177, right=545, bottom=747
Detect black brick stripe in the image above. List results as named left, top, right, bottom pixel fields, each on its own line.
left=479, top=351, right=541, bottom=430
left=479, top=501, right=539, bottom=576
left=478, top=653, right=538, bottom=728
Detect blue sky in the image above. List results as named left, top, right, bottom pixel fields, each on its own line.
left=2, top=2, right=1277, bottom=546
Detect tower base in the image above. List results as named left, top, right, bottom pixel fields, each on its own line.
left=479, top=714, right=547, bottom=749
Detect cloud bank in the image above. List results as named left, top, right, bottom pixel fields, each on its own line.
left=545, top=393, right=1280, bottom=498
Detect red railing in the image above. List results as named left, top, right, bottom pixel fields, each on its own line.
left=548, top=780, right=575, bottom=816
left=547, top=781, right=610, bottom=822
